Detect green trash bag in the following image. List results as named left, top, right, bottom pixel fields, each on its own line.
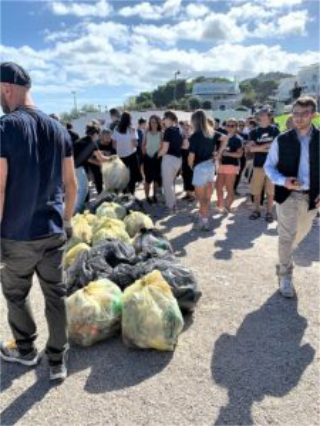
left=124, top=211, right=154, bottom=238
left=67, top=279, right=122, bottom=347
left=122, top=271, right=184, bottom=351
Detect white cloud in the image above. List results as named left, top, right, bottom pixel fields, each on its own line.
left=50, top=0, right=113, bottom=18
left=134, top=13, right=248, bottom=44
left=185, top=4, right=210, bottom=19
left=118, top=0, right=182, bottom=20
left=259, top=0, right=304, bottom=8
left=252, top=10, right=309, bottom=37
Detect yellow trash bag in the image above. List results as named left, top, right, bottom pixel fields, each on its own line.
left=92, top=217, right=125, bottom=234
left=65, top=242, right=91, bottom=269
left=83, top=210, right=98, bottom=226
left=124, top=211, right=154, bottom=238
left=92, top=227, right=131, bottom=246
left=122, top=271, right=184, bottom=351
left=96, top=202, right=127, bottom=220
left=71, top=215, right=92, bottom=245
left=67, top=279, right=123, bottom=347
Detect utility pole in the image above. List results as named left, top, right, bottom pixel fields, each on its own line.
left=71, top=91, right=77, bottom=114
left=174, top=70, right=181, bottom=110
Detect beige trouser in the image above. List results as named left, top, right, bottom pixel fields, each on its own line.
left=276, top=192, right=317, bottom=278
left=161, top=154, right=182, bottom=209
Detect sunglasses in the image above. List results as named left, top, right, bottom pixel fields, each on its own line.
left=226, top=124, right=237, bottom=128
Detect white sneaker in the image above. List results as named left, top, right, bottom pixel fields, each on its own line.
left=279, top=277, right=295, bottom=298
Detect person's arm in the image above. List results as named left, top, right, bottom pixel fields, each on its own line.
left=131, top=128, right=138, bottom=148
left=142, top=132, right=147, bottom=156
left=158, top=141, right=169, bottom=157
left=224, top=147, right=244, bottom=159
left=264, top=138, right=295, bottom=188
left=0, top=158, right=8, bottom=223
left=63, top=157, right=77, bottom=236
left=249, top=143, right=270, bottom=153
left=188, top=152, right=195, bottom=169
left=214, top=135, right=228, bottom=160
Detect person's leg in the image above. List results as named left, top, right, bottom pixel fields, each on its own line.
left=89, top=163, right=103, bottom=194
left=234, top=155, right=246, bottom=193
left=216, top=173, right=225, bottom=209
left=250, top=168, right=264, bottom=218
left=74, top=167, right=89, bottom=214
left=0, top=240, right=38, bottom=356
left=225, top=174, right=237, bottom=210
left=145, top=182, right=150, bottom=199
left=162, top=155, right=177, bottom=209
left=276, top=194, right=299, bottom=279
left=266, top=177, right=274, bottom=214
left=35, top=235, right=68, bottom=365
left=293, top=194, right=318, bottom=249
left=195, top=186, right=207, bottom=218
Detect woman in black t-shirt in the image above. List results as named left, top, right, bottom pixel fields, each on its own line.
left=216, top=119, right=243, bottom=212
left=158, top=110, right=184, bottom=211
left=188, top=110, right=227, bottom=230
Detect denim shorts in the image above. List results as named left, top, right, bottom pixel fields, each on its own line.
left=192, top=160, right=215, bottom=187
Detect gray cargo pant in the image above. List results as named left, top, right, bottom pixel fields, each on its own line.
left=0, top=234, right=68, bottom=364
left=162, top=154, right=182, bottom=209
left=276, top=192, right=317, bottom=278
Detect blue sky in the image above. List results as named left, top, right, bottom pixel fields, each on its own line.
left=1, top=0, right=319, bottom=114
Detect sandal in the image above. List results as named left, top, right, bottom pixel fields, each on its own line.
left=265, top=212, right=274, bottom=223
left=249, top=211, right=261, bottom=220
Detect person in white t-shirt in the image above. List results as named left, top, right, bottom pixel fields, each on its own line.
left=112, top=112, right=142, bottom=194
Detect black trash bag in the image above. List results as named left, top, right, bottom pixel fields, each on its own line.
left=113, top=194, right=145, bottom=214
left=66, top=250, right=94, bottom=295
left=90, top=191, right=116, bottom=213
left=110, top=263, right=140, bottom=290
left=135, top=259, right=202, bottom=313
left=89, top=239, right=137, bottom=268
left=134, top=228, right=174, bottom=258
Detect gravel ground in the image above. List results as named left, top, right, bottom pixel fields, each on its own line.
left=1, top=181, right=319, bottom=426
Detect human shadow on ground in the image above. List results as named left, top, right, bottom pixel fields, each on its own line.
left=1, top=359, right=55, bottom=426
left=294, top=221, right=319, bottom=267
left=211, top=292, right=315, bottom=426
left=68, top=336, right=173, bottom=394
left=213, top=201, right=276, bottom=260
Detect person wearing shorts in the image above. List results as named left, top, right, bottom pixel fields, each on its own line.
left=216, top=119, right=243, bottom=213
left=248, top=107, right=280, bottom=223
left=189, top=110, right=227, bottom=230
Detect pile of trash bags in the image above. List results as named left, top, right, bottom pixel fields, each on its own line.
left=64, top=200, right=202, bottom=350
left=90, top=192, right=145, bottom=215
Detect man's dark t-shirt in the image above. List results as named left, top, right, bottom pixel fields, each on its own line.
left=73, top=136, right=98, bottom=168
left=189, top=131, right=222, bottom=167
left=250, top=125, right=280, bottom=168
left=221, top=135, right=243, bottom=166
left=0, top=107, right=73, bottom=241
left=163, top=126, right=183, bottom=158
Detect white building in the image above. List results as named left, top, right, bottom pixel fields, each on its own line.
left=276, top=63, right=320, bottom=104
left=191, top=81, right=242, bottom=110
left=277, top=77, right=297, bottom=103
left=298, top=63, right=319, bottom=99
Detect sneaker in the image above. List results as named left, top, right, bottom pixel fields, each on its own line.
left=49, top=360, right=68, bottom=382
left=153, top=195, right=158, bottom=204
left=146, top=197, right=154, bottom=205
left=279, top=277, right=295, bottom=298
left=202, top=219, right=210, bottom=231
left=0, top=341, right=39, bottom=366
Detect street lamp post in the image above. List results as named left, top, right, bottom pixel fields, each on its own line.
left=174, top=70, right=181, bottom=110
left=71, top=91, right=77, bottom=114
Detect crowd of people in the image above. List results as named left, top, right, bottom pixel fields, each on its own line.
left=65, top=104, right=291, bottom=230
left=0, top=61, right=319, bottom=383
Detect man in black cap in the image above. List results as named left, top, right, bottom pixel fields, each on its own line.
left=0, top=62, right=77, bottom=382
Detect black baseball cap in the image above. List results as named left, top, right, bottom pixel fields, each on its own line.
left=258, top=106, right=273, bottom=116
left=0, top=62, right=32, bottom=88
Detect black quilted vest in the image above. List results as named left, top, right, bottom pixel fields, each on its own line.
left=274, top=126, right=320, bottom=210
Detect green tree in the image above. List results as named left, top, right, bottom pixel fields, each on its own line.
left=189, top=97, right=201, bottom=110
left=241, top=91, right=257, bottom=108
left=202, top=100, right=212, bottom=110
left=80, top=104, right=100, bottom=113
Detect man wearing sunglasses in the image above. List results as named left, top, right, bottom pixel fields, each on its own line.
left=265, top=96, right=319, bottom=298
